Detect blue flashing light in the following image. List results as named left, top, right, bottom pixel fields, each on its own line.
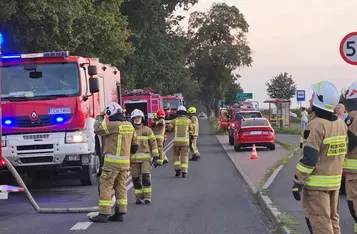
left=4, top=119, right=12, bottom=126
left=0, top=32, right=3, bottom=46
left=0, top=51, right=69, bottom=60
left=56, top=116, right=64, bottom=123
left=1, top=55, right=21, bottom=59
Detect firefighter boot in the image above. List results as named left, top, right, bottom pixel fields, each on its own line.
left=163, top=155, right=169, bottom=165
left=136, top=198, right=144, bottom=204
left=144, top=199, right=151, bottom=204
left=175, top=170, right=181, bottom=177
left=182, top=172, right=187, bottom=178
left=189, top=155, right=199, bottom=161
left=108, top=208, right=124, bottom=222
left=89, top=214, right=109, bottom=223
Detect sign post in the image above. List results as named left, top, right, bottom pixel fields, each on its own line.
left=236, top=93, right=253, bottom=100
left=340, top=32, right=357, bottom=66
left=296, top=90, right=305, bottom=108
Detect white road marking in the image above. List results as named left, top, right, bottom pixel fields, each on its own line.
left=70, top=222, right=92, bottom=230
left=70, top=140, right=173, bottom=231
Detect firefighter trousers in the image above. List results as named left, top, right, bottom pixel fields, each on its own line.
left=173, top=145, right=189, bottom=173
left=130, top=161, right=152, bottom=201
left=345, top=173, right=357, bottom=233
left=303, top=189, right=340, bottom=234
left=190, top=136, right=200, bottom=156
left=99, top=164, right=129, bottom=215
left=156, top=138, right=168, bottom=164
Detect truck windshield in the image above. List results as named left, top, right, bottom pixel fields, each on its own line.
left=1, top=63, right=80, bottom=99
left=163, top=100, right=180, bottom=110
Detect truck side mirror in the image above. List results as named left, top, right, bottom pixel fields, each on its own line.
left=89, top=77, right=100, bottom=93
left=88, top=65, right=98, bottom=76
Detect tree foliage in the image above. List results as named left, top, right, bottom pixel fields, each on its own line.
left=225, top=83, right=244, bottom=104
left=187, top=3, right=252, bottom=114
left=120, top=0, right=197, bottom=93
left=0, top=0, right=133, bottom=66
left=266, top=72, right=297, bottom=99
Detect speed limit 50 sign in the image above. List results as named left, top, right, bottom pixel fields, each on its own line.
left=340, top=32, right=357, bottom=65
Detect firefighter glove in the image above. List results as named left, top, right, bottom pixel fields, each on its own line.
left=292, top=181, right=303, bottom=201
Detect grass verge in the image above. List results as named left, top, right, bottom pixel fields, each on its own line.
left=208, top=117, right=225, bottom=134
left=274, top=122, right=302, bottom=135
left=277, top=213, right=303, bottom=234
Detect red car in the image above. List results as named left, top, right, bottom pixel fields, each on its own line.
left=233, top=118, right=275, bottom=152
left=228, top=110, right=263, bottom=145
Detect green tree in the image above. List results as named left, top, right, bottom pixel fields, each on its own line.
left=0, top=0, right=133, bottom=66
left=120, top=0, right=197, bottom=93
left=339, top=89, right=347, bottom=104
left=225, top=82, right=244, bottom=104
left=266, top=72, right=297, bottom=99
left=187, top=3, right=252, bottom=115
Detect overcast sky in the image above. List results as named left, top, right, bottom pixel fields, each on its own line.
left=176, top=0, right=357, bottom=108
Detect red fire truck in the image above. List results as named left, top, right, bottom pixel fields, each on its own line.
left=0, top=51, right=120, bottom=186
left=121, top=88, right=163, bottom=127
left=162, top=94, right=184, bottom=130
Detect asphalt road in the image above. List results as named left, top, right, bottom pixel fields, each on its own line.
left=0, top=120, right=273, bottom=234
left=270, top=153, right=354, bottom=234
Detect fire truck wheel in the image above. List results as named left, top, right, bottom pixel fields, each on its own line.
left=80, top=154, right=100, bottom=186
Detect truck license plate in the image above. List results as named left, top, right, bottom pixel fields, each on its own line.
left=250, top=131, right=262, bottom=135
left=67, top=155, right=80, bottom=161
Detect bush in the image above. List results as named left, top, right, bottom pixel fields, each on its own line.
left=274, top=127, right=301, bottom=135
left=208, top=117, right=225, bottom=134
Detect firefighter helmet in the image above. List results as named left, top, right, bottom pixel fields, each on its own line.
left=105, top=102, right=122, bottom=117
left=346, top=82, right=357, bottom=100
left=131, top=109, right=145, bottom=119
left=188, top=107, right=197, bottom=114
left=177, top=106, right=187, bottom=112
left=311, top=81, right=339, bottom=112
left=156, top=109, right=165, bottom=118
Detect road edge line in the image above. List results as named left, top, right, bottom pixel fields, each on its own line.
left=215, top=135, right=258, bottom=194
left=257, top=148, right=301, bottom=234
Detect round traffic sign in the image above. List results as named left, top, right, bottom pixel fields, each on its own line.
left=340, top=32, right=357, bottom=65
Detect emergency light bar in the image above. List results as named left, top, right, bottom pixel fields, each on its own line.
left=0, top=51, right=69, bottom=59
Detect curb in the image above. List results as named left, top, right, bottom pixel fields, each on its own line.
left=216, top=134, right=301, bottom=233
left=257, top=147, right=301, bottom=234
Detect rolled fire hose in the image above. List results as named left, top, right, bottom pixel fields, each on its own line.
left=3, top=155, right=99, bottom=213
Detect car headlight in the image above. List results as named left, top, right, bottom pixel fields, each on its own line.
left=1, top=136, right=6, bottom=147
left=65, top=132, right=88, bottom=144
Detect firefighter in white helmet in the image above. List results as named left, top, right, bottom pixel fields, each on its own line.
left=292, top=81, right=347, bottom=233
left=130, top=109, right=160, bottom=204
left=168, top=106, right=194, bottom=178
left=90, top=102, right=138, bottom=223
left=343, top=81, right=357, bottom=233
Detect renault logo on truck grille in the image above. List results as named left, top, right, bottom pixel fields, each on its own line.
left=30, top=111, right=37, bottom=120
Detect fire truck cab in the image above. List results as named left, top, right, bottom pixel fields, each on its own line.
left=162, top=93, right=184, bottom=131
left=121, top=88, right=163, bottom=128
left=0, top=51, right=120, bottom=186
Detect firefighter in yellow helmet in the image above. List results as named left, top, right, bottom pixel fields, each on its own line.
left=130, top=109, right=160, bottom=204
left=343, top=82, right=357, bottom=234
left=89, top=102, right=138, bottom=223
left=151, top=109, right=169, bottom=165
left=292, top=81, right=347, bottom=234
left=168, top=106, right=194, bottom=178
left=187, top=106, right=200, bottom=161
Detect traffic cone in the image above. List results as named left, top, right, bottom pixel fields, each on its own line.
left=250, top=144, right=258, bottom=160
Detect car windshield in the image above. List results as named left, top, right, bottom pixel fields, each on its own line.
left=1, top=63, right=80, bottom=99
left=235, top=112, right=262, bottom=121
left=163, top=100, right=180, bottom=110
left=241, top=119, right=270, bottom=127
